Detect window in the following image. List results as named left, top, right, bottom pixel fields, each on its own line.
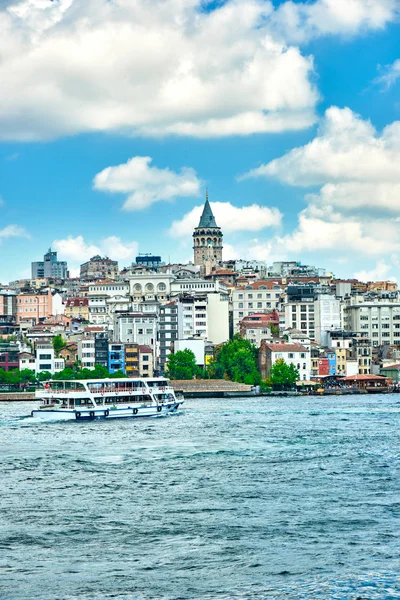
left=300, top=353, right=305, bottom=358
left=138, top=329, right=143, bottom=334
left=248, top=303, right=253, bottom=308
left=288, top=353, right=294, bottom=358
left=257, top=302, right=262, bottom=308
left=238, top=303, right=243, bottom=309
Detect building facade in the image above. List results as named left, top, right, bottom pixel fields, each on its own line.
left=31, top=248, right=68, bottom=279
left=233, top=281, right=283, bottom=331
left=80, top=256, right=119, bottom=280
left=159, top=302, right=178, bottom=373
left=259, top=341, right=311, bottom=381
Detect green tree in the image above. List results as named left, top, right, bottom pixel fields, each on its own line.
left=211, top=334, right=261, bottom=385
left=269, top=359, right=299, bottom=390
left=52, top=334, right=66, bottom=356
left=166, top=349, right=200, bottom=380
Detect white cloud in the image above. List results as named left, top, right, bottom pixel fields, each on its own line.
left=244, top=106, right=400, bottom=186
left=0, top=0, right=320, bottom=140
left=243, top=106, right=400, bottom=215
left=0, top=224, right=29, bottom=239
left=0, top=195, right=5, bottom=206
left=307, top=182, right=400, bottom=212
left=271, top=0, right=399, bottom=43
left=93, top=156, right=200, bottom=211
left=52, top=234, right=139, bottom=275
left=169, top=201, right=282, bottom=237
left=275, top=205, right=399, bottom=256
left=374, top=58, right=400, bottom=90
left=355, top=260, right=395, bottom=282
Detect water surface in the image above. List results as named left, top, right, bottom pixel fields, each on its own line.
left=1, top=395, right=400, bottom=599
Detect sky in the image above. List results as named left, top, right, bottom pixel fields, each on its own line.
left=0, top=0, right=400, bottom=282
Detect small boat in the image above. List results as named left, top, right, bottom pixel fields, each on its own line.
left=31, top=377, right=183, bottom=421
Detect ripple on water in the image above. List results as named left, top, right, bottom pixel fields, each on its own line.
left=0, top=395, right=399, bottom=600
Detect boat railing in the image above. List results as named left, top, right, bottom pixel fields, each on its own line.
left=92, top=387, right=151, bottom=395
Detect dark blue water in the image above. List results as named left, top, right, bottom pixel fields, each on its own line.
left=1, top=395, right=400, bottom=600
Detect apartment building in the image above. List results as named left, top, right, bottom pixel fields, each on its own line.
left=78, top=338, right=96, bottom=369
left=113, top=313, right=157, bottom=349
left=65, top=297, right=89, bottom=321
left=259, top=341, right=311, bottom=381
left=16, top=291, right=53, bottom=324
left=238, top=311, right=279, bottom=346
left=80, top=256, right=119, bottom=280
left=232, top=281, right=283, bottom=331
left=177, top=293, right=229, bottom=344
left=159, top=302, right=178, bottom=373
left=343, top=301, right=400, bottom=346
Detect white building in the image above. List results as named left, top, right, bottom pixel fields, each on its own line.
left=87, top=281, right=130, bottom=325
left=177, top=293, right=229, bottom=344
left=20, top=345, right=65, bottom=375
left=314, top=294, right=341, bottom=346
left=128, top=274, right=174, bottom=303
left=260, top=342, right=311, bottom=381
left=174, top=338, right=205, bottom=366
left=344, top=301, right=400, bottom=346
left=113, top=313, right=158, bottom=348
left=284, top=300, right=315, bottom=340
left=78, top=338, right=96, bottom=369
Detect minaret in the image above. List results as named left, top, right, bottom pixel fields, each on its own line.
left=193, top=190, right=223, bottom=268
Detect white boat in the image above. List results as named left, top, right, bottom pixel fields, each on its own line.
left=31, top=377, right=183, bottom=421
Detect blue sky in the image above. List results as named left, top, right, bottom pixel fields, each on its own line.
left=0, top=0, right=400, bottom=282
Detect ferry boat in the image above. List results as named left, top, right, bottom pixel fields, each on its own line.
left=31, top=377, right=183, bottom=421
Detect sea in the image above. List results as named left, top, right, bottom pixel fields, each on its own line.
left=1, top=395, right=400, bottom=600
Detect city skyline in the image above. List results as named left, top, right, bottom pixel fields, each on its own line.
left=0, top=0, right=399, bottom=283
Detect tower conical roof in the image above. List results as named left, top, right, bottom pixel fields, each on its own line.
left=197, top=192, right=218, bottom=228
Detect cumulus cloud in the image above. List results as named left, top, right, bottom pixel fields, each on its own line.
left=0, top=224, right=29, bottom=240
left=244, top=106, right=400, bottom=186
left=0, top=0, right=320, bottom=140
left=275, top=205, right=400, bottom=256
left=169, top=201, right=282, bottom=237
left=93, top=156, right=200, bottom=211
left=243, top=106, right=400, bottom=215
left=374, top=58, right=400, bottom=91
left=52, top=234, right=138, bottom=275
left=270, top=0, right=399, bottom=43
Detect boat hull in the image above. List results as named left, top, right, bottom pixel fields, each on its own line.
left=31, top=402, right=183, bottom=421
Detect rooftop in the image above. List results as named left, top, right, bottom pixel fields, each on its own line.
left=196, top=193, right=219, bottom=229
left=265, top=343, right=308, bottom=352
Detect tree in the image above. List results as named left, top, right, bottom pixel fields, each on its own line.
left=269, top=359, right=299, bottom=390
left=166, top=349, right=200, bottom=380
left=210, top=334, right=261, bottom=385
left=52, top=335, right=66, bottom=356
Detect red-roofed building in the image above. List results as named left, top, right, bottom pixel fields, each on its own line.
left=239, top=311, right=279, bottom=346
left=259, top=340, right=311, bottom=381
left=65, top=297, right=89, bottom=321
left=233, top=281, right=284, bottom=331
